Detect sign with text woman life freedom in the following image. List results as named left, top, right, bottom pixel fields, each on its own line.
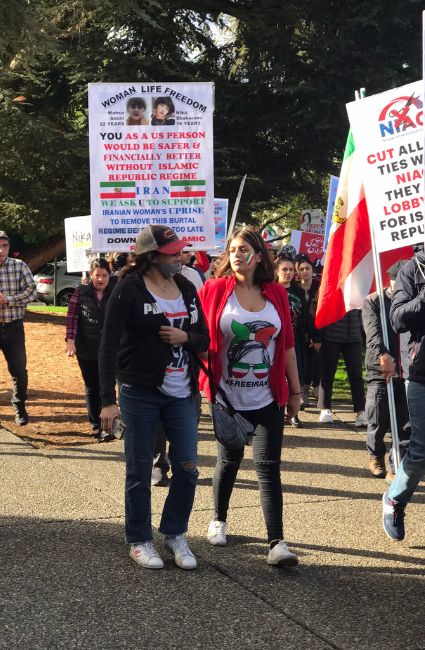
left=88, top=82, right=215, bottom=252
left=346, top=80, right=423, bottom=253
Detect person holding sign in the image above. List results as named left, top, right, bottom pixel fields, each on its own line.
left=99, top=225, right=209, bottom=570
left=382, top=254, right=425, bottom=541
left=198, top=227, right=300, bottom=568
left=362, top=260, right=410, bottom=480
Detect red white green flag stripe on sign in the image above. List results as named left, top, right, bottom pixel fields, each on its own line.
left=100, top=181, right=136, bottom=199
left=170, top=179, right=206, bottom=198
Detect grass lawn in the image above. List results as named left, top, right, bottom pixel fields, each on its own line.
left=333, top=354, right=366, bottom=402
left=27, top=304, right=68, bottom=314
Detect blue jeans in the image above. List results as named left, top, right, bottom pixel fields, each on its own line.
left=119, top=384, right=199, bottom=543
left=388, top=380, right=425, bottom=505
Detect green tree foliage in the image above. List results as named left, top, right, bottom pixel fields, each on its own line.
left=0, top=0, right=422, bottom=242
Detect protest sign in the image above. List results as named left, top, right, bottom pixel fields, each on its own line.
left=64, top=216, right=92, bottom=272
left=213, top=199, right=228, bottom=252
left=347, top=80, right=423, bottom=253
left=289, top=229, right=324, bottom=266
left=300, top=209, right=325, bottom=234
left=88, top=82, right=215, bottom=252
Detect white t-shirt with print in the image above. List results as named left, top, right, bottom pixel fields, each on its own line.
left=218, top=292, right=281, bottom=411
left=150, top=291, right=191, bottom=399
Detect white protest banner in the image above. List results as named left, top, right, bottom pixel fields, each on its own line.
left=64, top=216, right=92, bottom=272
left=347, top=80, right=423, bottom=252
left=88, top=82, right=215, bottom=252
left=300, top=209, right=325, bottom=234
left=214, top=199, right=228, bottom=252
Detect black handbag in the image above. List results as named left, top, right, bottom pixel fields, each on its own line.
left=197, top=356, right=254, bottom=450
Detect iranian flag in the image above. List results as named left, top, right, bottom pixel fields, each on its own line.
left=99, top=181, right=136, bottom=199
left=315, top=131, right=412, bottom=329
left=170, top=180, right=206, bottom=198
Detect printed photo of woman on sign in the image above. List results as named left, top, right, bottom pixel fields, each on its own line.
left=151, top=96, right=175, bottom=125
left=126, top=97, right=149, bottom=125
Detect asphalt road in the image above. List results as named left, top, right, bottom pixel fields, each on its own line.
left=1, top=401, right=424, bottom=649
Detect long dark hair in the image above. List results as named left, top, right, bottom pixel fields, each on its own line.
left=215, top=227, right=275, bottom=283
left=120, top=251, right=159, bottom=279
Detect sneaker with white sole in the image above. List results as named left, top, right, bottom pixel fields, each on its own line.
left=165, top=535, right=197, bottom=570
left=207, top=520, right=227, bottom=546
left=129, top=541, right=164, bottom=569
left=319, top=409, right=333, bottom=423
left=267, top=541, right=299, bottom=567
left=382, top=492, right=405, bottom=541
left=354, top=411, right=368, bottom=427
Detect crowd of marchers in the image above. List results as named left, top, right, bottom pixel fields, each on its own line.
left=0, top=225, right=423, bottom=570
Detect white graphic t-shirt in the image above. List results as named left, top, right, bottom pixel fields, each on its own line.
left=218, top=292, right=281, bottom=411
left=150, top=291, right=191, bottom=399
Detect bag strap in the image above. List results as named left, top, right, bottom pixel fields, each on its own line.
left=194, top=354, right=236, bottom=415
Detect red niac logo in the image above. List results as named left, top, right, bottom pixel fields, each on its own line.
left=378, top=93, right=423, bottom=138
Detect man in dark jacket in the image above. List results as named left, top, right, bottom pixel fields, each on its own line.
left=362, top=261, right=410, bottom=480
left=382, top=252, right=425, bottom=541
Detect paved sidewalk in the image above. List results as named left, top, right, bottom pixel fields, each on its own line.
left=0, top=402, right=424, bottom=649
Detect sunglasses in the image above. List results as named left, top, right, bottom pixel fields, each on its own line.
left=231, top=362, right=269, bottom=379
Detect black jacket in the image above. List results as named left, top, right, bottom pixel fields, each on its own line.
left=99, top=270, right=210, bottom=405
left=362, top=289, right=402, bottom=382
left=390, top=253, right=425, bottom=383
left=76, top=278, right=117, bottom=360
left=319, top=309, right=363, bottom=343
left=286, top=283, right=320, bottom=344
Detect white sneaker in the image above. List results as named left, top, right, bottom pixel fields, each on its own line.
left=267, top=541, right=299, bottom=567
left=319, top=409, right=333, bottom=423
left=129, top=541, right=164, bottom=569
left=165, top=535, right=197, bottom=570
left=354, top=411, right=368, bottom=427
left=207, top=520, right=227, bottom=546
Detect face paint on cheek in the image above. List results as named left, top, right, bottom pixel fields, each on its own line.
left=245, top=253, right=254, bottom=265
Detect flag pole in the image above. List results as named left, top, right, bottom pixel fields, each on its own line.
left=227, top=174, right=247, bottom=241
left=358, top=85, right=402, bottom=471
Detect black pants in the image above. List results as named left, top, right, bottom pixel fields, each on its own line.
left=318, top=340, right=365, bottom=412
left=0, top=319, right=28, bottom=408
left=304, top=344, right=320, bottom=388
left=365, top=379, right=411, bottom=473
left=77, top=357, right=101, bottom=431
left=213, top=401, right=284, bottom=542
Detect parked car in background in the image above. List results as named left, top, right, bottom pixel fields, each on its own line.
left=35, top=262, right=82, bottom=306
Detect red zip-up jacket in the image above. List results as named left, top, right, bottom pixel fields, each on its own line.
left=198, top=276, right=294, bottom=407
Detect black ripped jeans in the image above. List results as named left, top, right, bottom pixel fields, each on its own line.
left=212, top=401, right=285, bottom=542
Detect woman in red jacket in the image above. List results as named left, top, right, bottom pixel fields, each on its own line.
left=198, top=227, right=301, bottom=567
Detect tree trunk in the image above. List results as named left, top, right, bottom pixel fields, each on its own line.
left=21, top=234, right=65, bottom=272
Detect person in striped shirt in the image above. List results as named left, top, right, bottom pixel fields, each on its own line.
left=0, top=231, right=37, bottom=425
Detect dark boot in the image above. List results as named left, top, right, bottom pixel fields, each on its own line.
left=14, top=404, right=29, bottom=426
